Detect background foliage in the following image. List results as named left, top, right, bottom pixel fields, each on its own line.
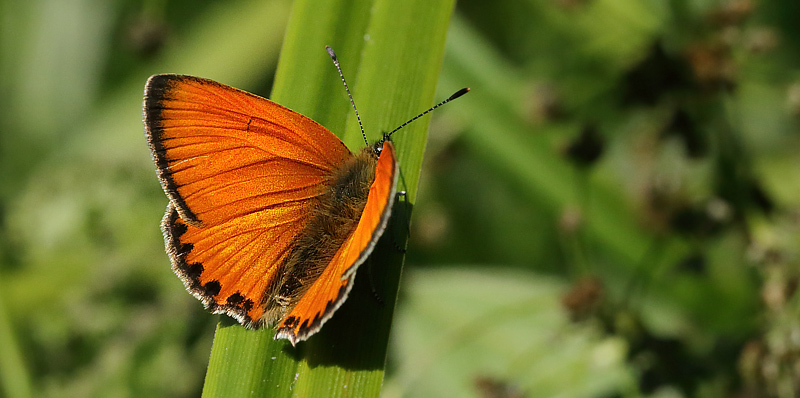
left=2, top=0, right=799, bottom=397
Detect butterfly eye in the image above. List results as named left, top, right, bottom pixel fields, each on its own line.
left=372, top=141, right=384, bottom=156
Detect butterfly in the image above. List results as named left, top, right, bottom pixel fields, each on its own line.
left=143, top=46, right=468, bottom=345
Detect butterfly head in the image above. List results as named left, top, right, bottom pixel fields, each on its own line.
left=372, top=132, right=393, bottom=157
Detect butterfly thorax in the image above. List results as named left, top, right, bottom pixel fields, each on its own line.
left=260, top=147, right=379, bottom=325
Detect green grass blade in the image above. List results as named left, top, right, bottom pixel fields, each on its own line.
left=0, top=293, right=32, bottom=398
left=436, top=15, right=686, bottom=271
left=202, top=0, right=458, bottom=396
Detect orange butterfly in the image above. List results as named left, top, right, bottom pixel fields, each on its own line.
left=144, top=46, right=468, bottom=345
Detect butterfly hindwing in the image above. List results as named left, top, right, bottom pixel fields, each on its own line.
left=275, top=141, right=399, bottom=344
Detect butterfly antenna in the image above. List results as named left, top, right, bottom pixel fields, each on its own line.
left=326, top=46, right=369, bottom=146
left=386, top=87, right=470, bottom=138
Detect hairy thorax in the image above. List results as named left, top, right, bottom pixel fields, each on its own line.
left=260, top=147, right=379, bottom=323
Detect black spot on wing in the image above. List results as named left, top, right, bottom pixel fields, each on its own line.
left=275, top=279, right=352, bottom=344
left=225, top=293, right=255, bottom=313
left=164, top=205, right=201, bottom=283
left=283, top=316, right=299, bottom=329
left=227, top=292, right=244, bottom=304
left=241, top=298, right=254, bottom=313
left=161, top=204, right=258, bottom=327
left=202, top=280, right=221, bottom=296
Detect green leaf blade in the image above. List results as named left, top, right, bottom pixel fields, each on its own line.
left=202, top=0, right=459, bottom=396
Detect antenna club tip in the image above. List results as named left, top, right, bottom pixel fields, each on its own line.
left=326, top=45, right=337, bottom=60
left=449, top=87, right=470, bottom=100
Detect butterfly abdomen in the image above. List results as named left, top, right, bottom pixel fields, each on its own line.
left=261, top=147, right=380, bottom=324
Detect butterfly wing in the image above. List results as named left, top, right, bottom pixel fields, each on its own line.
left=144, top=74, right=353, bottom=326
left=276, top=141, right=399, bottom=345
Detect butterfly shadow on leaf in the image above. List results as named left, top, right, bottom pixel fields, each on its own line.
left=280, top=201, right=411, bottom=370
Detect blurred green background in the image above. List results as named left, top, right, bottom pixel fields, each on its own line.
left=2, top=0, right=800, bottom=397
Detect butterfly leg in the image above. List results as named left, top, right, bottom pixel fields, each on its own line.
left=387, top=190, right=410, bottom=254
left=365, top=256, right=385, bottom=306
